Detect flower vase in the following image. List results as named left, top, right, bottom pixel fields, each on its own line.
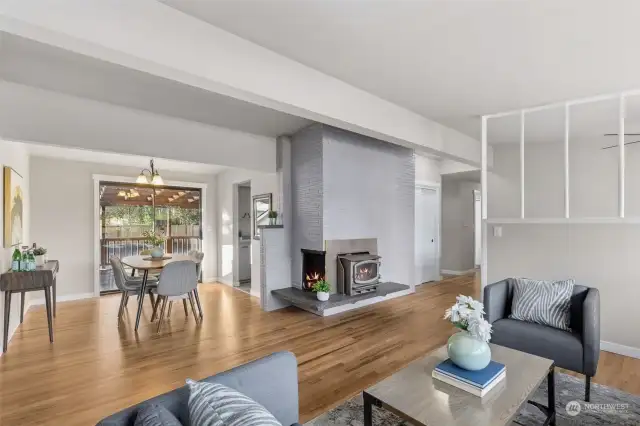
left=150, top=246, right=164, bottom=258
left=447, top=331, right=491, bottom=371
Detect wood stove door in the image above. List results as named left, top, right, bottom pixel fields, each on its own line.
left=352, top=260, right=379, bottom=284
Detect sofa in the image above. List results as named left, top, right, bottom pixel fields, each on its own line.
left=484, top=279, right=600, bottom=401
left=96, top=351, right=301, bottom=426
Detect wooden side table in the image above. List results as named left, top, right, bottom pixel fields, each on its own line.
left=1, top=260, right=59, bottom=353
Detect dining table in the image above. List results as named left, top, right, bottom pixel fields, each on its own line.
left=121, top=254, right=202, bottom=331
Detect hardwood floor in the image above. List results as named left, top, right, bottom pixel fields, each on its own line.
left=0, top=274, right=637, bottom=425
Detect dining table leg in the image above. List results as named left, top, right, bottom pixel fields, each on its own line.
left=134, top=269, right=149, bottom=332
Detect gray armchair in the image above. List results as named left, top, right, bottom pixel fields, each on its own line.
left=484, top=278, right=600, bottom=401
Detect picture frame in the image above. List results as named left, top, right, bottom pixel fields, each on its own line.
left=3, top=166, right=24, bottom=248
left=252, top=193, right=272, bottom=240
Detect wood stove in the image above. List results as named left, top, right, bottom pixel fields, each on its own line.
left=337, top=252, right=381, bottom=295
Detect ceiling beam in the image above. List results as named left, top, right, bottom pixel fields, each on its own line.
left=0, top=1, right=487, bottom=166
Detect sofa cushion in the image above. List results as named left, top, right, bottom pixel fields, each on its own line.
left=186, top=379, right=281, bottom=426
left=509, top=278, right=574, bottom=331
left=134, top=404, right=182, bottom=426
left=491, top=318, right=583, bottom=372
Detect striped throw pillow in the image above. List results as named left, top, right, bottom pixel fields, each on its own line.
left=509, top=278, right=574, bottom=331
left=186, top=379, right=281, bottom=426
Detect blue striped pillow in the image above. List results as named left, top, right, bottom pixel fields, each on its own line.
left=509, top=278, right=574, bottom=331
left=186, top=379, right=281, bottom=426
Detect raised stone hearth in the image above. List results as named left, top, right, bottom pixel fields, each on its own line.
left=272, top=282, right=411, bottom=316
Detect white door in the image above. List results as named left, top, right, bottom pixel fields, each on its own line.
left=474, top=190, right=482, bottom=267
left=415, top=186, right=438, bottom=285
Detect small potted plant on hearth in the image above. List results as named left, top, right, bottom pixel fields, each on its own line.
left=143, top=230, right=167, bottom=258
left=268, top=210, right=278, bottom=225
left=33, top=247, right=47, bottom=267
left=312, top=279, right=330, bottom=302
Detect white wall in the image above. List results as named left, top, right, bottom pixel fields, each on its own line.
left=415, top=154, right=441, bottom=184
left=441, top=179, right=480, bottom=272
left=215, top=168, right=278, bottom=296
left=487, top=142, right=640, bottom=350
left=29, top=156, right=218, bottom=298
left=0, top=140, right=30, bottom=351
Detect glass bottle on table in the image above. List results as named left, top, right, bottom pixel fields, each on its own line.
left=21, top=246, right=29, bottom=271
left=12, top=248, right=21, bottom=271
left=28, top=250, right=36, bottom=271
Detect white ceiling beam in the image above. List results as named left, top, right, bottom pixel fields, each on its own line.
left=0, top=0, right=485, bottom=166
left=0, top=82, right=276, bottom=172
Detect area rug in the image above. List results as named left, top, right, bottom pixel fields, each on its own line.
left=305, top=373, right=640, bottom=425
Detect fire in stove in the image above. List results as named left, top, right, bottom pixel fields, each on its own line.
left=305, top=271, right=323, bottom=285
left=355, top=267, right=373, bottom=281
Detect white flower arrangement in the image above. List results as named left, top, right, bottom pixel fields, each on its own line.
left=444, top=295, right=492, bottom=343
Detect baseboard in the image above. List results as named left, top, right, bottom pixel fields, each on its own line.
left=215, top=277, right=234, bottom=287
left=30, top=292, right=95, bottom=306
left=601, top=340, right=640, bottom=359
left=249, top=289, right=261, bottom=299
left=441, top=269, right=476, bottom=276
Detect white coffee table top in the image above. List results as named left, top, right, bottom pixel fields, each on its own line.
left=364, top=343, right=553, bottom=426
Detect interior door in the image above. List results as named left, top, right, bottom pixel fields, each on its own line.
left=415, top=186, right=438, bottom=285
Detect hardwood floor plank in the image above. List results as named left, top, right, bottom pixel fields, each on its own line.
left=0, top=274, right=635, bottom=425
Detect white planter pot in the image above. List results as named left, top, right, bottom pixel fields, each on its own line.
left=35, top=255, right=46, bottom=267
left=316, top=291, right=330, bottom=302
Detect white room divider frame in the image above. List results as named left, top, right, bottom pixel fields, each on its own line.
left=480, top=89, right=640, bottom=288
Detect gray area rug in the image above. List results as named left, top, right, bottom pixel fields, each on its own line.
left=306, top=373, right=640, bottom=425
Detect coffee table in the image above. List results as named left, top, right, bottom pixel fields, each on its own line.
left=363, top=344, right=555, bottom=426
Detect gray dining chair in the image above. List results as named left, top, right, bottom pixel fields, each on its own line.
left=188, top=250, right=205, bottom=319
left=110, top=256, right=158, bottom=321
left=150, top=260, right=200, bottom=332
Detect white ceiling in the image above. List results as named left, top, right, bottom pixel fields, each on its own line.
left=26, top=143, right=227, bottom=175
left=0, top=33, right=310, bottom=138
left=162, top=0, right=640, bottom=141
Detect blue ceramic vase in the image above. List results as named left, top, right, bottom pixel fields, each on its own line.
left=150, top=246, right=164, bottom=258
left=447, top=331, right=491, bottom=371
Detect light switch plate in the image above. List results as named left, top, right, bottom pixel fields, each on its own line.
left=493, top=226, right=503, bottom=237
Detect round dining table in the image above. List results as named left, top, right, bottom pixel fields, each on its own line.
left=121, top=254, right=202, bottom=331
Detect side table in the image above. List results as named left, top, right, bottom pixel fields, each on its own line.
left=1, top=260, right=59, bottom=353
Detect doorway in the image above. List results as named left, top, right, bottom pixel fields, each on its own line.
left=97, top=181, right=203, bottom=294
left=415, top=185, right=440, bottom=285
left=235, top=181, right=252, bottom=294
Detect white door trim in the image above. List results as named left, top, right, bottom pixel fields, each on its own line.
left=415, top=182, right=441, bottom=284
left=92, top=174, right=208, bottom=296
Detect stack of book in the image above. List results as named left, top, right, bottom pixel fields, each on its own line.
left=432, top=359, right=506, bottom=397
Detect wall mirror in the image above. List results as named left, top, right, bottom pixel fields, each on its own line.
left=252, top=193, right=272, bottom=239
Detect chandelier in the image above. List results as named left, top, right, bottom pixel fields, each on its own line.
left=136, top=159, right=164, bottom=186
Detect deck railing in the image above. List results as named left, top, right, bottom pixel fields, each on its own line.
left=100, top=236, right=202, bottom=266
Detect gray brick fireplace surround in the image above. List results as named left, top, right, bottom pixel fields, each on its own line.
left=261, top=124, right=415, bottom=315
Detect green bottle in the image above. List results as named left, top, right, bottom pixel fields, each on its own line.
left=21, top=247, right=28, bottom=271
left=28, top=250, right=36, bottom=271
left=12, top=248, right=21, bottom=271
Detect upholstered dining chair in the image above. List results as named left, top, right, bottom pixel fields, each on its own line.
left=110, top=256, right=158, bottom=321
left=150, top=260, right=200, bottom=332
left=188, top=250, right=205, bottom=319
